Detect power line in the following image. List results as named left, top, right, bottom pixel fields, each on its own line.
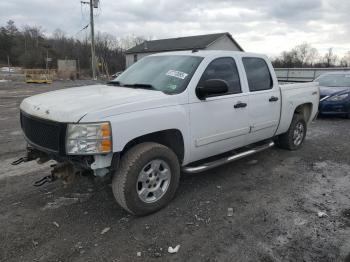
left=74, top=24, right=89, bottom=36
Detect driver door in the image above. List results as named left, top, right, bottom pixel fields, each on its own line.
left=189, top=57, right=250, bottom=162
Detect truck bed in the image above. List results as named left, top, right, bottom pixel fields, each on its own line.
left=276, top=82, right=319, bottom=136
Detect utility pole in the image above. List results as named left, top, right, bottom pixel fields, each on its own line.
left=90, top=0, right=96, bottom=80
left=81, top=0, right=98, bottom=79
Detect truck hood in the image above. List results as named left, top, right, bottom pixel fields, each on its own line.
left=20, top=85, right=173, bottom=122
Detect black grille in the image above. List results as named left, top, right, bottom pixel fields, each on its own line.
left=20, top=112, right=65, bottom=153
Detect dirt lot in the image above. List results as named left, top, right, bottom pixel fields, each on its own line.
left=0, top=80, right=349, bottom=262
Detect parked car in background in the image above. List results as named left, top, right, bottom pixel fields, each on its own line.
left=16, top=51, right=319, bottom=215
left=315, top=72, right=350, bottom=118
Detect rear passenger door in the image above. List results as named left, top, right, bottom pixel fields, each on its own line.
left=242, top=57, right=281, bottom=144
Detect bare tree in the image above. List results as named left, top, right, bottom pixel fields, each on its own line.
left=340, top=51, right=350, bottom=67
left=119, top=34, right=146, bottom=50
left=323, top=48, right=338, bottom=67
left=292, top=43, right=319, bottom=67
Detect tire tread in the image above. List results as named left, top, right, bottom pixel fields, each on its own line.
left=112, top=142, right=179, bottom=215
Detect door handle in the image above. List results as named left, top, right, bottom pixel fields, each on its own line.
left=234, top=102, right=247, bottom=109
left=269, top=96, right=279, bottom=102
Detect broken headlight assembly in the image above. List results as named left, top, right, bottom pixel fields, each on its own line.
left=66, top=122, right=112, bottom=155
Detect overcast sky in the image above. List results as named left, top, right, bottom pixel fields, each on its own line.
left=1, top=0, right=349, bottom=57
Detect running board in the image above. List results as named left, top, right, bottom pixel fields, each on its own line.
left=182, top=141, right=275, bottom=174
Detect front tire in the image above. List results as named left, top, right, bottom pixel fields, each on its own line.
left=275, top=114, right=307, bottom=151
left=112, top=142, right=180, bottom=216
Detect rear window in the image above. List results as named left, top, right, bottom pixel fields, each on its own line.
left=243, top=57, right=273, bottom=92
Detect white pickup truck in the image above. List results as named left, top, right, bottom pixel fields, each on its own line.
left=17, top=51, right=319, bottom=215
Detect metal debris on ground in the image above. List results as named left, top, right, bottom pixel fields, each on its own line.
left=318, top=211, right=328, bottom=218
left=32, top=240, right=39, bottom=247
left=137, top=252, right=141, bottom=257
left=227, top=208, right=234, bottom=217
left=100, top=227, right=111, bottom=234
left=168, top=245, right=180, bottom=254
left=53, top=221, right=60, bottom=228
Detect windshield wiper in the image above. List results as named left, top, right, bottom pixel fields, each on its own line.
left=123, top=83, right=156, bottom=90
left=107, top=82, right=160, bottom=92
left=107, top=80, right=123, bottom=86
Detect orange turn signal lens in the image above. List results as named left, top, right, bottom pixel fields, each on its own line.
left=101, top=123, right=111, bottom=138
left=100, top=139, right=112, bottom=153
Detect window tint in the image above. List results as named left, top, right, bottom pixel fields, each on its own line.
left=199, top=57, right=241, bottom=95
left=243, top=57, right=273, bottom=92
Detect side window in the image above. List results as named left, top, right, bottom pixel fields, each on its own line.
left=199, top=57, right=241, bottom=95
left=243, top=57, right=273, bottom=92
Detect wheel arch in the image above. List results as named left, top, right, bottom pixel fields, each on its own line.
left=276, top=102, right=314, bottom=136
left=294, top=103, right=313, bottom=122
left=121, top=129, right=185, bottom=164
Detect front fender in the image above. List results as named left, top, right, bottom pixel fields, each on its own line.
left=101, top=105, right=191, bottom=164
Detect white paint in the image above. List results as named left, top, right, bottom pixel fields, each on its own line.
left=20, top=50, right=319, bottom=167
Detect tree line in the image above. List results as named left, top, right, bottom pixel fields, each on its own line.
left=0, top=20, right=145, bottom=76
left=271, top=43, right=350, bottom=68
left=1, top=20, right=349, bottom=74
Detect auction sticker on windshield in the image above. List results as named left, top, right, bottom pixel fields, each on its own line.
left=166, top=70, right=188, bottom=80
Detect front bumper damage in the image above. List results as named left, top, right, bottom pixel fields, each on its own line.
left=12, top=146, right=116, bottom=186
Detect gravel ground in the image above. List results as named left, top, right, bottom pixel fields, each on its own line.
left=0, top=80, right=349, bottom=262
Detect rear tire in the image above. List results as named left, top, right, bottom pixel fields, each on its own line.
left=275, top=114, right=307, bottom=151
left=112, top=142, right=180, bottom=216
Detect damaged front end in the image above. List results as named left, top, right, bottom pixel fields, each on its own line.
left=14, top=112, right=117, bottom=187
left=12, top=146, right=117, bottom=187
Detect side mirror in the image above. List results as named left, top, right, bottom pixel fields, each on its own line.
left=196, top=79, right=229, bottom=100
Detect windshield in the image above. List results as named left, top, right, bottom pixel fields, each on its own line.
left=315, top=74, right=350, bottom=87
left=111, top=55, right=203, bottom=94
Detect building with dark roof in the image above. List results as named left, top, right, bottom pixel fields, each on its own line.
left=125, top=32, right=243, bottom=67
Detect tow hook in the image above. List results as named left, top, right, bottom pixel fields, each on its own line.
left=34, top=174, right=57, bottom=187
left=33, top=163, right=77, bottom=187
left=11, top=157, right=29, bottom=165
left=11, top=147, right=42, bottom=166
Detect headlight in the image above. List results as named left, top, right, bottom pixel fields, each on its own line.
left=66, top=122, right=112, bottom=155
left=326, top=93, right=348, bottom=102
